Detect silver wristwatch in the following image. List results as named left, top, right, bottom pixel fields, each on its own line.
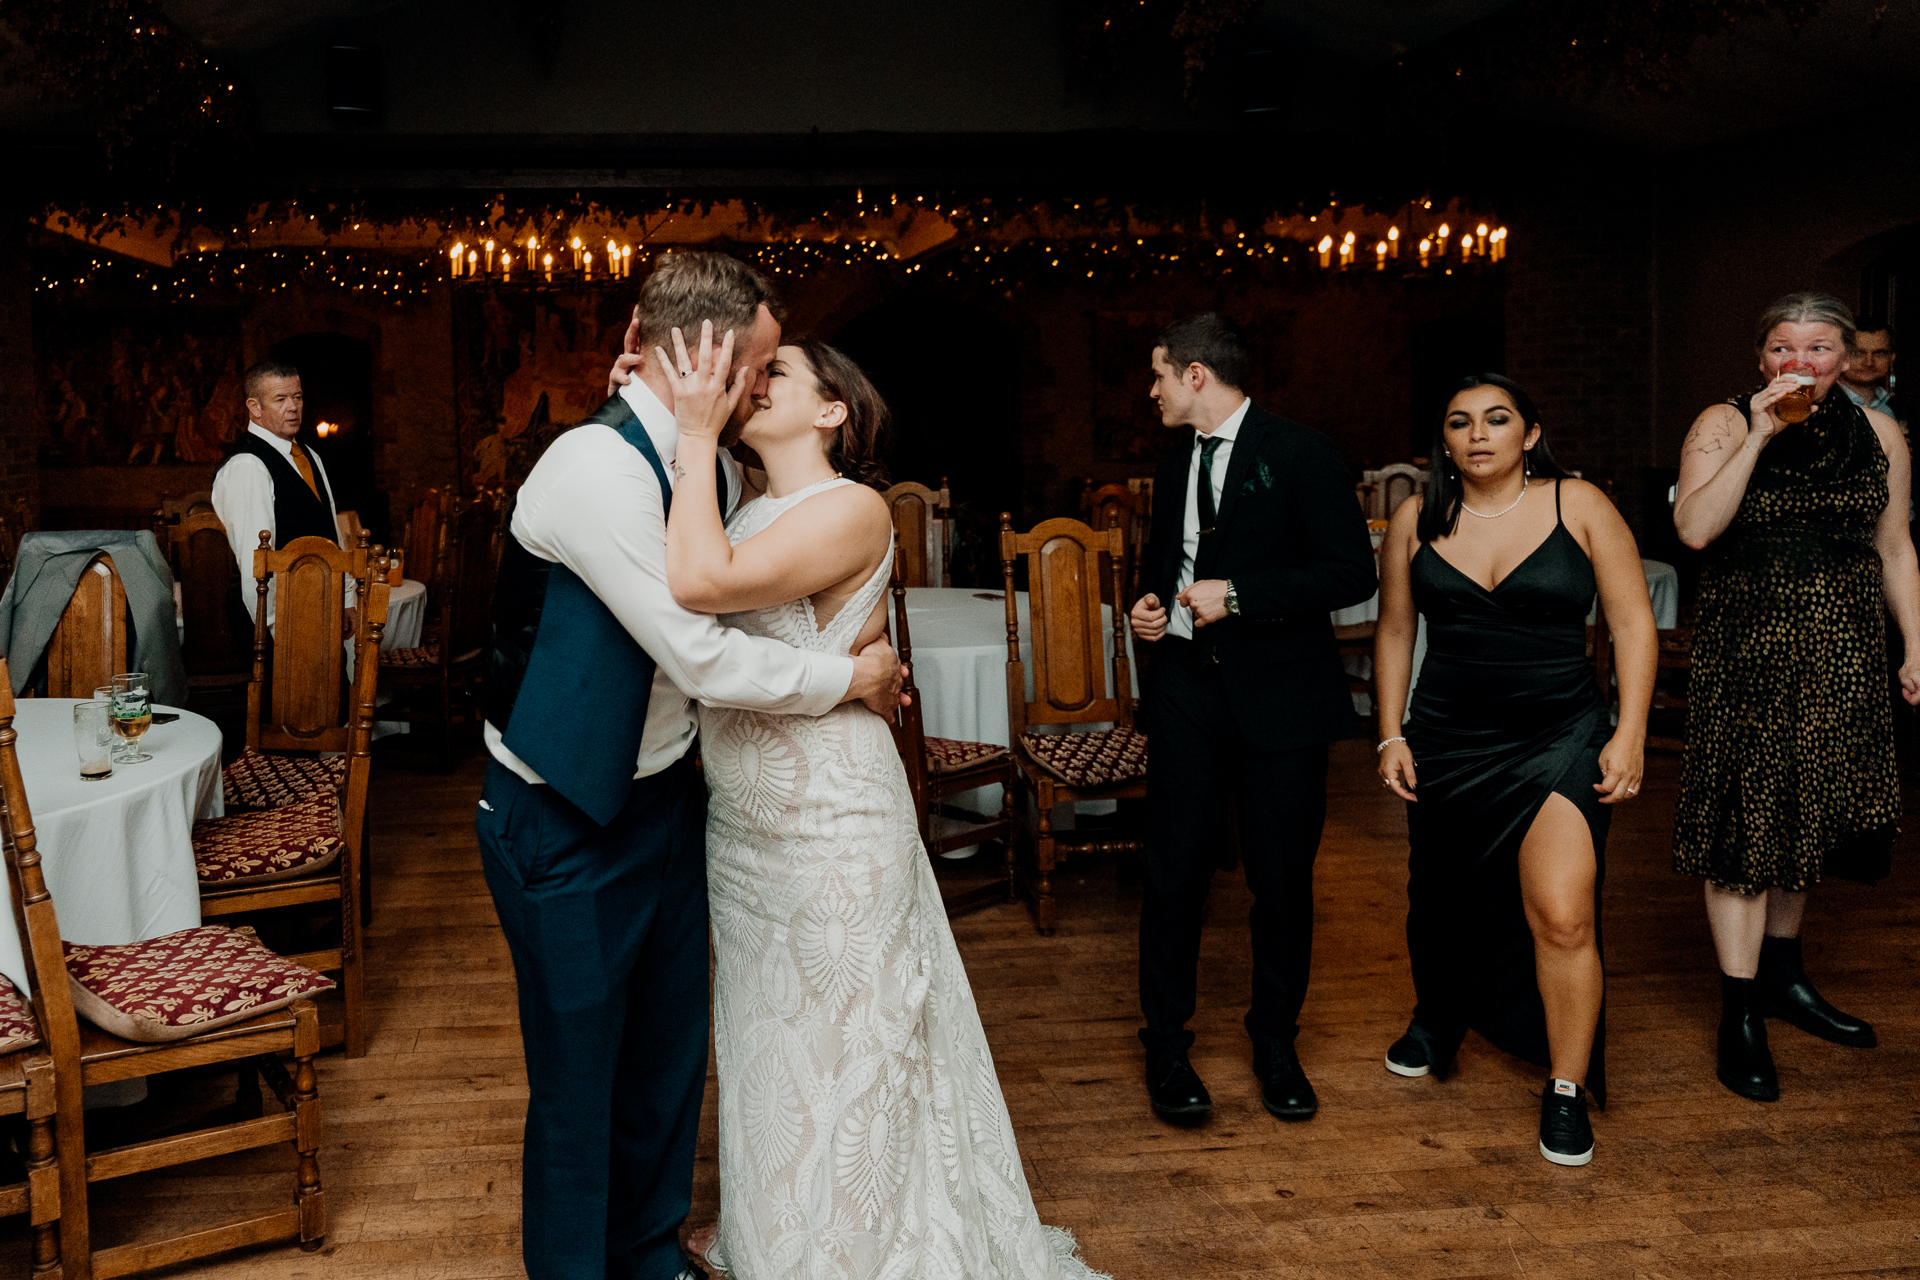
left=1225, top=580, right=1240, bottom=615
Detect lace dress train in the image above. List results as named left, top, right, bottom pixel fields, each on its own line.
left=700, top=477, right=1107, bottom=1280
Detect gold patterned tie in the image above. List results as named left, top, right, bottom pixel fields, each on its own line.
left=287, top=441, right=321, bottom=499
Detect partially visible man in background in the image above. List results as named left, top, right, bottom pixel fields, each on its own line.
left=1841, top=316, right=1902, bottom=430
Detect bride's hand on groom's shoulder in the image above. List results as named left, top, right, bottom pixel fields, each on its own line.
left=656, top=320, right=750, bottom=444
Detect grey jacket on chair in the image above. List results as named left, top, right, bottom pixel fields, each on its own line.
left=0, top=530, right=189, bottom=706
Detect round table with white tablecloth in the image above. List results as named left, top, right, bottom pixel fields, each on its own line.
left=896, top=587, right=1138, bottom=828
left=0, top=700, right=222, bottom=994
left=380, top=577, right=428, bottom=652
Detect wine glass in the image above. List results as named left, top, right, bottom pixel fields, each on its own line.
left=109, top=672, right=154, bottom=764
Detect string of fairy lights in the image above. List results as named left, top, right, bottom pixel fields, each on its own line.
left=33, top=194, right=1508, bottom=305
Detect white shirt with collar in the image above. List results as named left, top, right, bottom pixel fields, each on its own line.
left=211, top=422, right=347, bottom=623
left=483, top=379, right=854, bottom=784
left=1168, top=397, right=1251, bottom=641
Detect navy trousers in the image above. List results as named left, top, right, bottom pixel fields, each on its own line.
left=476, top=756, right=708, bottom=1280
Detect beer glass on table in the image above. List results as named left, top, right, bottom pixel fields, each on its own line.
left=109, top=672, right=154, bottom=764
left=73, top=701, right=113, bottom=780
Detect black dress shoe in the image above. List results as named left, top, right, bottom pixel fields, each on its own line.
left=1756, top=935, right=1877, bottom=1048
left=1146, top=1054, right=1212, bottom=1122
left=1255, top=1040, right=1319, bottom=1121
left=1717, top=974, right=1779, bottom=1102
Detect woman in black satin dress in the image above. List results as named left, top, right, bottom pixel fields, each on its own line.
left=1372, top=374, right=1657, bottom=1168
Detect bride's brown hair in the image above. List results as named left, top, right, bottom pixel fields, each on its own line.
left=789, top=338, right=891, bottom=490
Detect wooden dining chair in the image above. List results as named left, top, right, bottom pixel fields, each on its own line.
left=1362, top=463, right=1430, bottom=519
left=2, top=667, right=331, bottom=1279
left=380, top=495, right=493, bottom=769
left=0, top=973, right=59, bottom=1273
left=403, top=486, right=448, bottom=605
left=165, top=511, right=252, bottom=714
left=45, top=554, right=132, bottom=699
left=192, top=535, right=390, bottom=1058
left=999, top=513, right=1149, bottom=935
left=1081, top=483, right=1145, bottom=607
left=884, top=480, right=951, bottom=588
left=884, top=543, right=1015, bottom=916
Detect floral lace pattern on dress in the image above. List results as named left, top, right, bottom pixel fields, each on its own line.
left=702, top=477, right=1106, bottom=1280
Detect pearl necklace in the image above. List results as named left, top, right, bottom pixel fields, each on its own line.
left=1461, top=478, right=1528, bottom=519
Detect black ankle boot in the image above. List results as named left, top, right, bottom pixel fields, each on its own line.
left=1717, top=974, right=1779, bottom=1102
left=1756, top=935, right=1878, bottom=1048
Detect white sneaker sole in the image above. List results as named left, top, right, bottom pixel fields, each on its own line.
left=1384, top=1054, right=1430, bottom=1078
left=1539, top=1140, right=1593, bottom=1167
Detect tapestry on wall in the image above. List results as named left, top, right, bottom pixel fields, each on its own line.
left=33, top=304, right=247, bottom=468
left=452, top=286, right=635, bottom=494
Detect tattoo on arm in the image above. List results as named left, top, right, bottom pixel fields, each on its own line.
left=1684, top=415, right=1732, bottom=458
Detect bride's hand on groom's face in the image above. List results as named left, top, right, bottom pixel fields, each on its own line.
left=656, top=320, right=751, bottom=444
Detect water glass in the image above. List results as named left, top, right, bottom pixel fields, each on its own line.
left=73, top=701, right=113, bottom=781
left=109, top=672, right=154, bottom=764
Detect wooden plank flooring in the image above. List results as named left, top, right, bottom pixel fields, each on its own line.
left=3, top=738, right=1916, bottom=1278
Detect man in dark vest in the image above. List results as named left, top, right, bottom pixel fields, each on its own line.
left=1129, top=313, right=1377, bottom=1127
left=478, top=251, right=904, bottom=1280
left=211, top=359, right=352, bottom=628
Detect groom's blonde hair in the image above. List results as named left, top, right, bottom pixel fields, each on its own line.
left=636, top=251, right=786, bottom=356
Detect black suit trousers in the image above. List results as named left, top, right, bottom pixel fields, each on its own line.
left=1140, top=638, right=1329, bottom=1059
left=476, top=756, right=709, bottom=1280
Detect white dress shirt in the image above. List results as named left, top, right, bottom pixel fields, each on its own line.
left=1167, top=397, right=1251, bottom=641
left=211, top=422, right=348, bottom=623
left=484, top=379, right=855, bottom=784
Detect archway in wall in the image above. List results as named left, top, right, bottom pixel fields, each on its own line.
left=829, top=296, right=1022, bottom=587
left=268, top=332, right=386, bottom=543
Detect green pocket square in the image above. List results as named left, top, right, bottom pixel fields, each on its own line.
left=1242, top=460, right=1274, bottom=495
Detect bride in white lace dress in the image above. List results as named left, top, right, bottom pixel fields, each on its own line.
left=659, top=325, right=1108, bottom=1280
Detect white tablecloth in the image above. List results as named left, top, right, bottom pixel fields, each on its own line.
left=897, top=587, right=1137, bottom=824
left=382, top=578, right=427, bottom=652
left=1, top=700, right=221, bottom=992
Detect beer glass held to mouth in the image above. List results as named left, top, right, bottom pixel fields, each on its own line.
left=1775, top=359, right=1818, bottom=424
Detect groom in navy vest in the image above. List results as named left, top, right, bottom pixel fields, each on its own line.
left=478, top=252, right=904, bottom=1280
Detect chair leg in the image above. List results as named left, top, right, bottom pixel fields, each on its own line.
left=1033, top=782, right=1057, bottom=936
left=1000, top=769, right=1017, bottom=903
left=342, top=902, right=368, bottom=1060
left=26, top=1108, right=58, bottom=1276
left=293, top=1049, right=326, bottom=1250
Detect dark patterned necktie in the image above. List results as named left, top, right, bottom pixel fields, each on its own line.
left=1195, top=434, right=1223, bottom=534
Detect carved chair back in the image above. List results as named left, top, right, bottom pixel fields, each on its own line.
left=998, top=514, right=1133, bottom=740
left=45, top=554, right=131, bottom=699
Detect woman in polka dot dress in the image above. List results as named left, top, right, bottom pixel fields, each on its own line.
left=1673, top=292, right=1920, bottom=1103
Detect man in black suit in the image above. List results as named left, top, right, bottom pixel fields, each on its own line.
left=1129, top=313, right=1377, bottom=1124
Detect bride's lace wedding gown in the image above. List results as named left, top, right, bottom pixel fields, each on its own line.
left=700, top=478, right=1107, bottom=1280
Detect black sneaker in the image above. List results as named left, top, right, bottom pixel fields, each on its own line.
left=1385, top=1022, right=1447, bottom=1079
left=1538, top=1078, right=1593, bottom=1167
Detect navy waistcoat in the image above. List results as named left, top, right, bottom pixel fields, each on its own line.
left=489, top=396, right=724, bottom=826
left=223, top=431, right=341, bottom=549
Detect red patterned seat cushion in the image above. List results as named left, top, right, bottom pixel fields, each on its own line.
left=63, top=925, right=334, bottom=1043
left=0, top=973, right=39, bottom=1054
left=1019, top=726, right=1149, bottom=788
left=193, top=796, right=344, bottom=885
left=222, top=748, right=348, bottom=811
left=381, top=644, right=438, bottom=668
left=925, top=737, right=1007, bottom=776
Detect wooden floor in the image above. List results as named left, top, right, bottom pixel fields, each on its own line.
left=4, top=737, right=1917, bottom=1278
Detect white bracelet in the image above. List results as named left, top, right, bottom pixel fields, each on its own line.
left=1376, top=736, right=1406, bottom=753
